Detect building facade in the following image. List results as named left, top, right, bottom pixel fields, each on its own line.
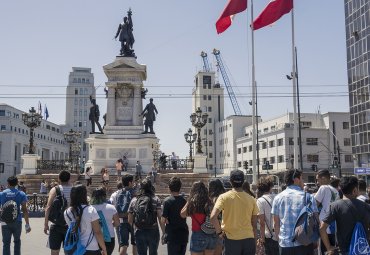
left=344, top=0, right=370, bottom=167
left=236, top=112, right=353, bottom=183
left=192, top=71, right=224, bottom=171
left=0, top=104, right=69, bottom=184
left=65, top=67, right=96, bottom=161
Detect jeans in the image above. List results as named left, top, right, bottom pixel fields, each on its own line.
left=224, top=237, right=256, bottom=255
left=135, top=228, right=160, bottom=255
left=2, top=221, right=22, bottom=255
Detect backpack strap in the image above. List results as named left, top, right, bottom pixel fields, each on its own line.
left=261, top=196, right=274, bottom=238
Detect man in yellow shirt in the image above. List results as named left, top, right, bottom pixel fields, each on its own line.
left=210, top=169, right=259, bottom=255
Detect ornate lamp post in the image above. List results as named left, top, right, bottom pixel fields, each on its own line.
left=184, top=128, right=197, bottom=162
left=64, top=129, right=81, bottom=171
left=190, top=107, right=208, bottom=154
left=22, top=107, right=42, bottom=154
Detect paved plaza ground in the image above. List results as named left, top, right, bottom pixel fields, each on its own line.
left=2, top=217, right=191, bottom=255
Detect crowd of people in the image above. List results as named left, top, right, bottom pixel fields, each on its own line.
left=0, top=167, right=370, bottom=255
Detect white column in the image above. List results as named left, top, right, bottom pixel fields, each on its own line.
left=106, top=86, right=116, bottom=126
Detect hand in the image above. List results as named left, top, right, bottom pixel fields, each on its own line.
left=101, top=250, right=107, bottom=255
left=25, top=224, right=31, bottom=233
left=217, top=231, right=225, bottom=240
left=325, top=246, right=336, bottom=255
left=44, top=223, right=49, bottom=235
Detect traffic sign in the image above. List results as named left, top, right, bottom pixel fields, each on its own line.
left=354, top=167, right=370, bottom=174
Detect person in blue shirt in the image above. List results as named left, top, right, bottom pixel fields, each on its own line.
left=0, top=176, right=31, bottom=255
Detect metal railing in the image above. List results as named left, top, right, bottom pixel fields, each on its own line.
left=157, top=158, right=193, bottom=172
left=36, top=160, right=76, bottom=174
left=26, top=193, right=48, bottom=217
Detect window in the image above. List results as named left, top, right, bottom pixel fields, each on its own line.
left=278, top=138, right=284, bottom=146
left=0, top=110, right=5, bottom=116
left=263, top=158, right=267, bottom=164
left=14, top=145, right=18, bottom=161
left=301, top=121, right=312, bottom=127
left=271, top=125, right=276, bottom=131
left=208, top=107, right=212, bottom=112
left=0, top=163, right=4, bottom=173
left=208, top=95, right=212, bottom=100
left=344, top=138, right=351, bottom=146
left=74, top=99, right=78, bottom=105
left=208, top=118, right=212, bottom=123
left=343, top=122, right=349, bottom=129
left=203, top=95, right=207, bottom=100
left=79, top=99, right=83, bottom=106
left=209, top=153, right=213, bottom=158
left=270, top=157, right=275, bottom=164
left=204, top=141, right=207, bottom=146
left=46, top=125, right=50, bottom=130
left=269, top=140, right=275, bottom=148
left=263, top=128, right=268, bottom=133
left=238, top=148, right=241, bottom=154
left=238, top=161, right=242, bottom=167
left=209, top=141, right=212, bottom=146
left=243, top=147, right=247, bottom=153
left=203, top=75, right=211, bottom=86
left=84, top=99, right=87, bottom=106
left=278, top=155, right=284, bottom=163
left=74, top=110, right=77, bottom=116
left=80, top=88, right=83, bottom=95
left=289, top=137, right=294, bottom=145
left=75, top=89, right=78, bottom=95
left=345, top=155, right=353, bottom=162
left=0, top=125, right=6, bottom=131
left=306, top=138, right=318, bottom=145
left=307, top=154, right=319, bottom=162
left=209, top=129, right=212, bottom=135
left=262, top=142, right=267, bottom=149
left=79, top=122, right=82, bottom=127
left=204, top=129, right=207, bottom=135
left=249, top=145, right=252, bottom=152
left=208, top=84, right=211, bottom=89
left=84, top=88, right=88, bottom=94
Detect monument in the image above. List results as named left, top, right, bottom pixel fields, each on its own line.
left=85, top=9, right=159, bottom=174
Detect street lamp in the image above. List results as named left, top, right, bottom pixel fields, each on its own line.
left=22, top=107, right=42, bottom=154
left=190, top=107, right=208, bottom=154
left=64, top=129, right=81, bottom=171
left=184, top=128, right=197, bottom=163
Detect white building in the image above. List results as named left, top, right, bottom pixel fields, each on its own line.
left=236, top=112, right=353, bottom=183
left=65, top=67, right=96, bottom=161
left=192, top=71, right=224, bottom=171
left=0, top=104, right=69, bottom=184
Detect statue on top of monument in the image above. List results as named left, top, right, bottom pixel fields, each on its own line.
left=89, top=95, right=104, bottom=134
left=140, top=98, right=158, bottom=134
left=114, top=8, right=135, bottom=57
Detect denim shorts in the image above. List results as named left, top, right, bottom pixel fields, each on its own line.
left=190, top=231, right=217, bottom=252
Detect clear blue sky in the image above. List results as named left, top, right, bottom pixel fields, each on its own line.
left=0, top=0, right=348, bottom=158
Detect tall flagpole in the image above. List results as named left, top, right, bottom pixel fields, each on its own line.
left=251, top=0, right=258, bottom=184
left=291, top=7, right=299, bottom=169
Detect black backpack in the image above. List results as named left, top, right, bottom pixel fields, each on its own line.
left=48, top=186, right=68, bottom=226
left=115, top=189, right=132, bottom=218
left=133, top=195, right=157, bottom=229
left=0, top=191, right=19, bottom=223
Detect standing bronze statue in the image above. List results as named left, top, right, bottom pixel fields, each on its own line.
left=89, top=95, right=103, bottom=134
left=140, top=98, right=158, bottom=134
left=115, top=9, right=135, bottom=57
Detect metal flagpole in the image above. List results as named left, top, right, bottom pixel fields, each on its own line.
left=291, top=8, right=299, bottom=169
left=251, top=0, right=258, bottom=184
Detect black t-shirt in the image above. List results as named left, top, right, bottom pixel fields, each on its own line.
left=162, top=195, right=189, bottom=244
left=323, top=198, right=370, bottom=252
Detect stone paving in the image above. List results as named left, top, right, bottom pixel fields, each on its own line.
left=2, top=217, right=191, bottom=255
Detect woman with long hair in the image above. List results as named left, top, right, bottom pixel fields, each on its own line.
left=64, top=184, right=107, bottom=255
left=90, top=187, right=120, bottom=255
left=208, top=179, right=226, bottom=255
left=181, top=181, right=216, bottom=255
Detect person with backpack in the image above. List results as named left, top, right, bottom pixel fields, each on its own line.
left=320, top=176, right=370, bottom=255
left=128, top=178, right=165, bottom=255
left=256, top=176, right=278, bottom=255
left=314, top=169, right=339, bottom=255
left=161, top=177, right=189, bottom=255
left=271, top=169, right=319, bottom=255
left=110, top=174, right=137, bottom=255
left=0, top=176, right=31, bottom=255
left=64, top=184, right=107, bottom=255
left=44, top=170, right=72, bottom=255
left=91, top=187, right=120, bottom=255
left=181, top=181, right=217, bottom=255
left=210, top=170, right=258, bottom=255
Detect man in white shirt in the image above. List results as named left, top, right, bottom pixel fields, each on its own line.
left=357, top=179, right=369, bottom=203
left=314, top=169, right=339, bottom=255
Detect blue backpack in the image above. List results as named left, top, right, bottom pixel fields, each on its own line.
left=97, top=210, right=111, bottom=242
left=64, top=206, right=94, bottom=255
left=292, top=192, right=320, bottom=246
left=115, top=188, right=132, bottom=218
left=344, top=201, right=370, bottom=255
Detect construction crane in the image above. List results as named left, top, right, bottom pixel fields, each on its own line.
left=200, top=51, right=211, bottom=72
left=212, top=49, right=242, bottom=116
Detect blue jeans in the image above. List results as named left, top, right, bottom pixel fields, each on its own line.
left=135, top=228, right=160, bottom=255
left=190, top=231, right=217, bottom=253
left=2, top=221, right=22, bottom=255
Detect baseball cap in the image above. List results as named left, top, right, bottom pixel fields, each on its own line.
left=230, top=170, right=244, bottom=183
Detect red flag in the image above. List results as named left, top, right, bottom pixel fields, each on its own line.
left=216, top=0, right=247, bottom=34
left=253, top=0, right=293, bottom=30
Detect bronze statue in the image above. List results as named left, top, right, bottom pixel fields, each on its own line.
left=89, top=95, right=103, bottom=134
left=140, top=98, right=158, bottom=134
left=115, top=9, right=135, bottom=57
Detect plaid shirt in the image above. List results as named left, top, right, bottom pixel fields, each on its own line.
left=271, top=185, right=318, bottom=247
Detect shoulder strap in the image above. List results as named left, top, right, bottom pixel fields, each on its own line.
left=55, top=186, right=61, bottom=196
left=261, top=196, right=274, bottom=237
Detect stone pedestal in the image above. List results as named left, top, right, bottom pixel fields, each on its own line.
left=86, top=56, right=159, bottom=174
left=193, top=154, right=208, bottom=173
left=21, top=154, right=40, bottom=175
